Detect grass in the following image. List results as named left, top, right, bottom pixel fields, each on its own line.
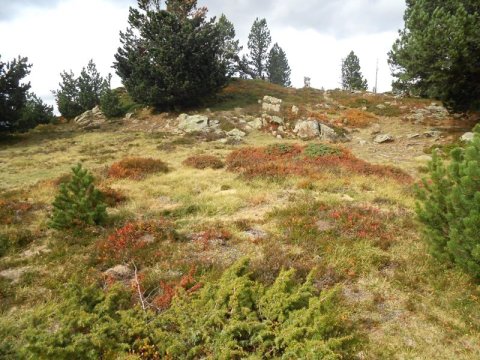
left=0, top=84, right=479, bottom=358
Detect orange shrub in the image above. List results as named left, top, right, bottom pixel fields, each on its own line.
left=97, top=219, right=177, bottom=265
left=108, top=157, right=168, bottom=180
left=183, top=155, right=224, bottom=169
left=226, top=145, right=412, bottom=183
left=99, top=187, right=127, bottom=207
left=342, top=109, right=377, bottom=128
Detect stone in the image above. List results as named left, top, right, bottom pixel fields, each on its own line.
left=277, top=135, right=283, bottom=139
left=227, top=128, right=246, bottom=138
left=125, top=112, right=134, bottom=120
left=74, top=106, right=107, bottom=128
left=291, top=105, right=299, bottom=115
left=262, top=96, right=282, bottom=113
left=407, top=133, right=420, bottom=139
left=248, top=118, right=264, bottom=130
left=359, top=140, right=367, bottom=146
left=104, top=265, right=133, bottom=280
left=271, top=116, right=284, bottom=125
left=460, top=132, right=475, bottom=142
left=293, top=120, right=320, bottom=139
left=376, top=104, right=386, bottom=110
left=374, top=134, right=394, bottom=144
left=319, top=123, right=338, bottom=142
left=177, top=114, right=211, bottom=133
left=423, top=130, right=441, bottom=138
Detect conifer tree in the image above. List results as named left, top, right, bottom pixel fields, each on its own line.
left=389, top=0, right=480, bottom=111
left=247, top=18, right=272, bottom=79
left=341, top=51, right=368, bottom=91
left=217, top=14, right=242, bottom=77
left=416, top=126, right=480, bottom=278
left=49, top=164, right=107, bottom=230
left=267, top=43, right=291, bottom=87
left=114, top=0, right=229, bottom=109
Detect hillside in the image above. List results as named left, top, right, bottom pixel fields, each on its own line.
left=1, top=79, right=479, bottom=359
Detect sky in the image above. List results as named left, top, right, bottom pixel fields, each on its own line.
left=0, top=0, right=407, bottom=111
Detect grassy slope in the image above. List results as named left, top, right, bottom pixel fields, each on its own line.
left=0, top=80, right=479, bottom=359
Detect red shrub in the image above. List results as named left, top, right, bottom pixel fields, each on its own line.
left=183, top=155, right=224, bottom=169
left=99, top=187, right=127, bottom=207
left=226, top=145, right=412, bottom=183
left=108, top=157, right=168, bottom=180
left=97, top=219, right=177, bottom=264
left=191, top=228, right=232, bottom=250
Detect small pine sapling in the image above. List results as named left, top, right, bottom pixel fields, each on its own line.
left=49, top=163, right=107, bottom=229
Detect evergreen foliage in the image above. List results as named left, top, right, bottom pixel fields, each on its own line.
left=388, top=0, right=480, bottom=112
left=23, top=259, right=355, bottom=359
left=49, top=164, right=107, bottom=230
left=54, top=60, right=110, bottom=119
left=217, top=14, right=242, bottom=77
left=341, top=51, right=368, bottom=91
left=100, top=88, right=125, bottom=118
left=267, top=43, right=292, bottom=87
left=114, top=0, right=229, bottom=110
left=247, top=18, right=272, bottom=79
left=416, top=126, right=480, bottom=278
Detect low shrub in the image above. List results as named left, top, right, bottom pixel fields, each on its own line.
left=22, top=260, right=357, bottom=359
left=0, top=199, right=35, bottom=225
left=97, top=219, right=178, bottom=266
left=342, top=108, right=377, bottom=128
left=108, top=157, right=168, bottom=180
left=99, top=187, right=127, bottom=207
left=182, top=155, right=224, bottom=169
left=226, top=144, right=412, bottom=183
left=49, top=164, right=107, bottom=230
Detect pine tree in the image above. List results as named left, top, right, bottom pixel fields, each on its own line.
left=267, top=43, right=292, bottom=87
left=341, top=51, right=368, bottom=91
left=49, top=164, right=107, bottom=230
left=217, top=14, right=242, bottom=77
left=247, top=18, right=272, bottom=79
left=100, top=88, right=124, bottom=118
left=388, top=0, right=480, bottom=112
left=0, top=56, right=31, bottom=132
left=114, top=0, right=229, bottom=109
left=54, top=60, right=110, bottom=119
left=416, top=125, right=480, bottom=278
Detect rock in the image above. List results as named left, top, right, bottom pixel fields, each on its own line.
left=374, top=134, right=394, bottom=144
left=104, top=265, right=133, bottom=280
left=227, top=128, right=246, bottom=138
left=293, top=120, right=320, bottom=140
left=407, top=133, right=421, bottom=139
left=291, top=105, right=299, bottom=115
left=423, top=130, right=441, bottom=138
left=262, top=96, right=282, bottom=113
left=460, top=132, right=475, bottom=142
left=320, top=123, right=339, bottom=142
left=376, top=104, right=386, bottom=110
left=248, top=118, right=264, bottom=130
left=270, top=116, right=284, bottom=125
left=177, top=114, right=211, bottom=133
left=74, top=106, right=107, bottom=128
left=361, top=106, right=367, bottom=111
left=359, top=140, right=367, bottom=146
left=125, top=112, right=134, bottom=120
left=276, top=135, right=283, bottom=139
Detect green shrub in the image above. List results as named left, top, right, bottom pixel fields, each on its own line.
left=416, top=126, right=480, bottom=278
left=23, top=260, right=356, bottom=359
left=304, top=143, right=342, bottom=158
left=49, top=164, right=107, bottom=230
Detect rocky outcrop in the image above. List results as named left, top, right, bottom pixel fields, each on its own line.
left=74, top=106, right=107, bottom=129
left=177, top=114, right=218, bottom=133
left=293, top=120, right=320, bottom=139
left=262, top=96, right=282, bottom=113
left=460, top=132, right=475, bottom=142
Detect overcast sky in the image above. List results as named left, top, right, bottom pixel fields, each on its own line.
left=0, top=0, right=407, bottom=110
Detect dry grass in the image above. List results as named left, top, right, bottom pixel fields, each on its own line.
left=182, top=155, right=224, bottom=169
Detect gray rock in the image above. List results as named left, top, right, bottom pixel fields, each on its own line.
left=319, top=123, right=338, bottom=141
left=177, top=114, right=211, bottom=133
left=460, top=132, right=475, bottom=142
left=125, top=112, right=134, bottom=120
left=74, top=106, right=107, bottom=128
left=227, top=128, right=246, bottom=138
left=374, top=134, right=394, bottom=144
left=293, top=120, right=320, bottom=139
left=376, top=104, right=386, bottom=110
left=271, top=115, right=284, bottom=125
left=262, top=96, right=282, bottom=113
left=248, top=118, right=264, bottom=130
left=291, top=105, right=299, bottom=115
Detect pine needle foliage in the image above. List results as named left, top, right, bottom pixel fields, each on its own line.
left=49, top=164, right=107, bottom=230
left=416, top=126, right=480, bottom=278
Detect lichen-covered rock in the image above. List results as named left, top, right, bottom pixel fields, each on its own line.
left=262, top=96, right=282, bottom=113
left=293, top=120, right=320, bottom=139
left=177, top=114, right=211, bottom=133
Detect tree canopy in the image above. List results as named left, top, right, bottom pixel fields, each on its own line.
left=267, top=43, right=292, bottom=87
left=389, top=0, right=480, bottom=112
left=114, top=0, right=230, bottom=110
left=247, top=18, right=272, bottom=80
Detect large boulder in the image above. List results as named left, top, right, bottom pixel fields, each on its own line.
left=460, top=132, right=475, bottom=142
left=74, top=105, right=107, bottom=128
left=262, top=96, right=282, bottom=113
left=177, top=114, right=211, bottom=133
left=320, top=123, right=338, bottom=142
left=293, top=120, right=320, bottom=139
